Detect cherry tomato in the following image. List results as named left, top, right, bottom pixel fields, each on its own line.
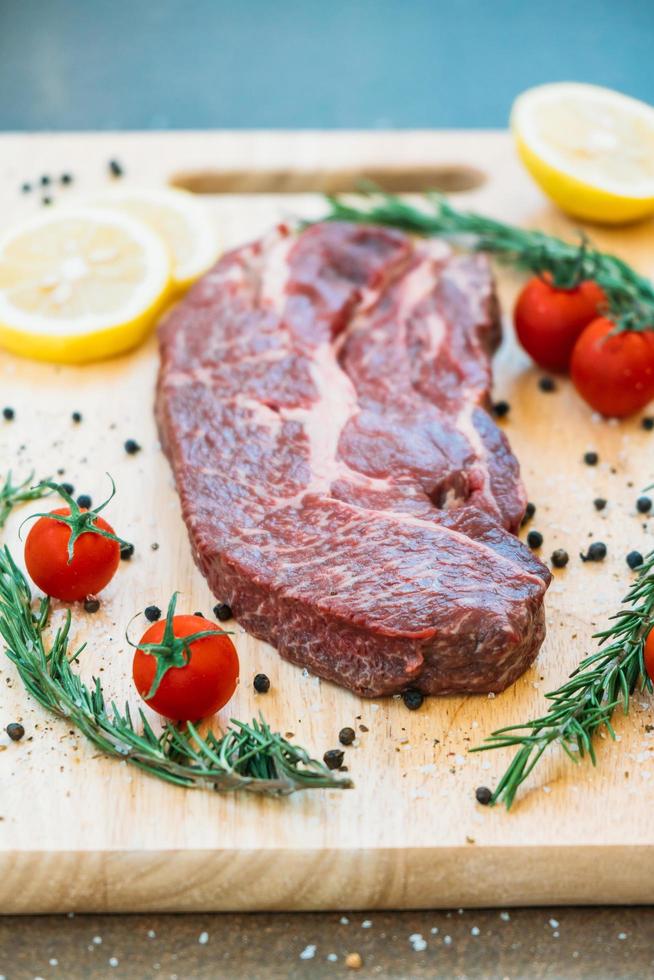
left=514, top=275, right=606, bottom=373
left=570, top=317, right=654, bottom=418
left=133, top=612, right=239, bottom=721
left=25, top=507, right=120, bottom=602
left=645, top=629, right=654, bottom=684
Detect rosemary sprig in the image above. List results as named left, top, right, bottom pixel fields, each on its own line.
left=472, top=548, right=654, bottom=808
left=0, top=545, right=350, bottom=796
left=0, top=471, right=52, bottom=530
left=321, top=190, right=654, bottom=332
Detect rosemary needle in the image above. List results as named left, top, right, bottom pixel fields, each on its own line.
left=0, top=471, right=52, bottom=530
left=471, top=548, right=654, bottom=808
left=0, top=545, right=351, bottom=796
left=320, top=190, right=654, bottom=333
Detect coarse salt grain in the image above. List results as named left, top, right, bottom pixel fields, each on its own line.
left=549, top=918, right=559, bottom=928
left=109, top=958, right=118, bottom=968
left=93, top=936, right=102, bottom=945
left=147, top=930, right=156, bottom=939
left=340, top=916, right=350, bottom=925
left=361, top=920, right=372, bottom=928
left=300, top=945, right=317, bottom=960
left=409, top=933, right=427, bottom=952
left=500, top=912, right=511, bottom=921
left=471, top=926, right=480, bottom=936
left=618, top=932, right=627, bottom=940
left=198, top=932, right=209, bottom=945
left=327, top=953, right=338, bottom=962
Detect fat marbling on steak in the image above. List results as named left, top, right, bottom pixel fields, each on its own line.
left=156, top=221, right=550, bottom=697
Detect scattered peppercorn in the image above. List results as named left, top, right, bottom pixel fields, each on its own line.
left=551, top=549, right=569, bottom=569
left=402, top=688, right=424, bottom=710
left=108, top=159, right=124, bottom=177
left=338, top=726, right=356, bottom=746
left=580, top=541, right=607, bottom=563
left=642, top=417, right=654, bottom=431
left=636, top=496, right=652, bottom=514
left=60, top=173, right=73, bottom=185
left=593, top=498, right=607, bottom=511
left=41, top=196, right=53, bottom=206
left=521, top=502, right=536, bottom=526
left=120, top=542, right=134, bottom=560
left=150, top=542, right=159, bottom=551
left=60, top=482, right=74, bottom=496
left=323, top=748, right=345, bottom=770
left=20, top=182, right=31, bottom=194
left=527, top=530, right=543, bottom=550
left=144, top=605, right=161, bottom=622
left=253, top=673, right=270, bottom=694
left=76, top=493, right=92, bottom=509
left=492, top=400, right=510, bottom=418
left=2, top=407, right=14, bottom=421
left=124, top=438, right=141, bottom=455
left=71, top=411, right=82, bottom=423
left=538, top=377, right=556, bottom=392
left=627, top=551, right=643, bottom=570
left=583, top=451, right=599, bottom=466
left=475, top=785, right=492, bottom=805
left=213, top=602, right=232, bottom=622
left=83, top=595, right=100, bottom=613
left=6, top=722, right=25, bottom=741
left=40, top=175, right=51, bottom=186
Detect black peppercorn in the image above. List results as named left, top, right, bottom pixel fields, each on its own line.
left=521, top=502, right=536, bottom=526
left=21, top=182, right=31, bottom=194
left=83, top=595, right=100, bottom=613
left=593, top=498, right=607, bottom=511
left=253, top=673, right=270, bottom=694
left=144, top=605, right=161, bottom=622
left=551, top=549, right=569, bottom=569
left=626, top=551, right=644, bottom=570
left=124, top=438, right=141, bottom=455
left=213, top=602, right=232, bottom=622
left=492, top=400, right=510, bottom=418
left=76, top=493, right=92, bottom=509
left=402, top=688, right=424, bottom=710
left=40, top=175, right=51, bottom=186
left=584, top=451, right=599, bottom=466
left=60, top=482, right=74, bottom=496
left=527, top=530, right=543, bottom=550
left=642, top=417, right=654, bottom=431
left=475, top=786, right=492, bottom=805
left=2, top=406, right=15, bottom=421
left=636, top=496, right=652, bottom=514
left=60, top=173, right=73, bottom=185
left=338, top=726, right=356, bottom=746
left=580, top=541, right=607, bottom=562
left=108, top=159, right=124, bottom=177
left=323, top=748, right=345, bottom=770
left=538, top=377, right=556, bottom=392
left=41, top=196, right=52, bottom=206
left=71, top=411, right=82, bottom=423
left=6, top=722, right=25, bottom=741
left=120, top=542, right=134, bottom=560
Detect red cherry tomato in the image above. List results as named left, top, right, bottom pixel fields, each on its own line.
left=514, top=275, right=606, bottom=373
left=645, top=629, right=654, bottom=684
left=133, top=614, right=239, bottom=721
left=570, top=317, right=654, bottom=418
left=24, top=507, right=120, bottom=602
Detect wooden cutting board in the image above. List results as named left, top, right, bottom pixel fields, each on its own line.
left=1, top=131, right=654, bottom=914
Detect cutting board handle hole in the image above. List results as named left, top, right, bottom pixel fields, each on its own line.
left=169, top=165, right=486, bottom=195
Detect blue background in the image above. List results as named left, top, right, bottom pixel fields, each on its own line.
left=1, top=0, right=653, bottom=131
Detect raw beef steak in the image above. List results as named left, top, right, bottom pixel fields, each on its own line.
left=156, top=222, right=550, bottom=697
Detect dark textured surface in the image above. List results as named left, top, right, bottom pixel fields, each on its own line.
left=2, top=907, right=654, bottom=978
left=1, top=0, right=653, bottom=131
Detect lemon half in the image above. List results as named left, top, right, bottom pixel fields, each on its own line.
left=511, top=82, right=654, bottom=224
left=0, top=208, right=172, bottom=363
left=89, top=186, right=219, bottom=291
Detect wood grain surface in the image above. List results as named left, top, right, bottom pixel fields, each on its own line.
left=1, top=131, right=654, bottom=913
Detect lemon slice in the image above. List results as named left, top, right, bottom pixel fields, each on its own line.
left=511, top=83, right=654, bottom=224
left=89, top=186, right=219, bottom=291
left=0, top=207, right=172, bottom=364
